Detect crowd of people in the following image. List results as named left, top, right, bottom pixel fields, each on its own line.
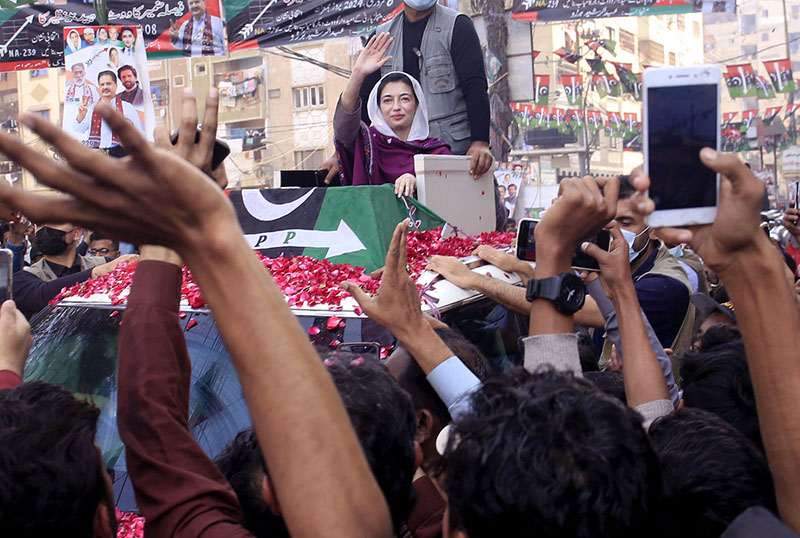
left=2, top=1, right=800, bottom=536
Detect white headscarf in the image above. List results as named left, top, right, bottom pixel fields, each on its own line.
left=367, top=71, right=430, bottom=142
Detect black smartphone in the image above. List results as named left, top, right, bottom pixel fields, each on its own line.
left=170, top=128, right=231, bottom=170
left=337, top=341, right=380, bottom=360
left=793, top=182, right=799, bottom=210
left=515, top=218, right=611, bottom=271
left=0, top=248, right=13, bottom=302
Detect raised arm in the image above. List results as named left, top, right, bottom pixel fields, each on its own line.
left=582, top=222, right=671, bottom=415
left=656, top=149, right=800, bottom=531
left=0, top=106, right=392, bottom=538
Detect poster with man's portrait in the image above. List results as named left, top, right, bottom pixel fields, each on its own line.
left=146, top=0, right=227, bottom=58
left=495, top=162, right=527, bottom=216
left=63, top=25, right=155, bottom=150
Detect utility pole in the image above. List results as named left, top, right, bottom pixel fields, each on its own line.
left=782, top=0, right=796, bottom=145
left=484, top=0, right=512, bottom=161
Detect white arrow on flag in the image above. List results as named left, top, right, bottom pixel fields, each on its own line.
left=238, top=0, right=277, bottom=39
left=0, top=14, right=34, bottom=59
left=244, top=220, right=367, bottom=258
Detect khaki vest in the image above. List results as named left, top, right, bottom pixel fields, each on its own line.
left=24, top=255, right=107, bottom=282
left=378, top=5, right=472, bottom=155
left=602, top=242, right=696, bottom=363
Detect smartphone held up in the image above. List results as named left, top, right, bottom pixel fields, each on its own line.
left=515, top=218, right=611, bottom=271
left=0, top=248, right=13, bottom=303
left=643, top=65, right=721, bottom=227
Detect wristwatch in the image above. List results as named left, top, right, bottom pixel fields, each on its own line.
left=525, top=273, right=586, bottom=315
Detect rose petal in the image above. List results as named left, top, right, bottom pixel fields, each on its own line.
left=327, top=316, right=342, bottom=331
left=308, top=326, right=321, bottom=336
left=185, top=319, right=198, bottom=331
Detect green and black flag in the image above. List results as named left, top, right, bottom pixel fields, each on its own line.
left=534, top=74, right=550, bottom=106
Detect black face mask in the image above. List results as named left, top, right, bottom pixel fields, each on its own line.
left=35, top=227, right=72, bottom=256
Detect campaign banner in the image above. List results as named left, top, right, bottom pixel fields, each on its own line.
left=511, top=0, right=734, bottom=22
left=495, top=164, right=526, bottom=216
left=64, top=25, right=155, bottom=149
left=229, top=184, right=445, bottom=273
left=225, top=0, right=399, bottom=52
left=0, top=0, right=226, bottom=72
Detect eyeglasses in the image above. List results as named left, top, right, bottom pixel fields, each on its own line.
left=89, top=248, right=116, bottom=256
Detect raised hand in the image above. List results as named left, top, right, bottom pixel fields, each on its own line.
left=784, top=207, right=800, bottom=237
left=655, top=149, right=767, bottom=274
left=353, top=33, right=393, bottom=78
left=169, top=19, right=180, bottom=41
left=153, top=87, right=227, bottom=188
left=0, top=105, right=238, bottom=258
left=0, top=301, right=32, bottom=377
left=580, top=221, right=632, bottom=297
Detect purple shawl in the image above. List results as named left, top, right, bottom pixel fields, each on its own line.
left=336, top=123, right=452, bottom=186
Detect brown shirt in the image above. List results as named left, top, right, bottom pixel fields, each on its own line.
left=117, top=260, right=253, bottom=537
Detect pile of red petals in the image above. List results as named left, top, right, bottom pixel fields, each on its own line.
left=115, top=509, right=144, bottom=538
left=406, top=227, right=515, bottom=279
left=51, top=227, right=514, bottom=311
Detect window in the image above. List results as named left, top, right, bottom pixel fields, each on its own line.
left=293, top=149, right=324, bottom=169
left=195, top=64, right=207, bottom=76
left=619, top=29, right=635, bottom=53
left=793, top=5, right=799, bottom=18
left=762, top=9, right=768, bottom=17
left=606, top=27, right=616, bottom=41
left=30, top=109, right=50, bottom=121
left=292, top=85, right=325, bottom=109
left=609, top=136, right=619, bottom=149
left=676, top=16, right=685, bottom=31
left=173, top=75, right=185, bottom=87
left=762, top=32, right=770, bottom=42
left=640, top=40, right=665, bottom=65
left=268, top=89, right=281, bottom=99
left=669, top=52, right=677, bottom=65
left=791, top=33, right=800, bottom=54
left=741, top=14, right=756, bottom=35
left=742, top=44, right=757, bottom=58
left=29, top=70, right=47, bottom=79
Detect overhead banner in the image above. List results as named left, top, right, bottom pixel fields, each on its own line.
left=0, top=0, right=226, bottom=72
left=511, top=0, right=734, bottom=22
left=225, top=0, right=398, bottom=52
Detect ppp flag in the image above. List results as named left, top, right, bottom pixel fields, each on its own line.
left=763, top=59, right=797, bottom=94
left=560, top=75, right=583, bottom=106
left=725, top=64, right=758, bottom=98
left=593, top=74, right=621, bottom=98
left=510, top=102, right=535, bottom=128
left=722, top=111, right=738, bottom=129
left=534, top=106, right=550, bottom=128
left=740, top=110, right=758, bottom=132
left=534, top=74, right=550, bottom=105
left=786, top=104, right=800, bottom=119
left=755, top=76, right=776, bottom=100
left=586, top=110, right=603, bottom=131
left=763, top=106, right=783, bottom=126
left=566, top=109, right=584, bottom=133
left=229, top=185, right=445, bottom=273
left=612, top=62, right=641, bottom=100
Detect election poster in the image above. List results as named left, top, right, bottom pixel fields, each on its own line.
left=512, top=0, right=734, bottom=22
left=63, top=25, right=155, bottom=149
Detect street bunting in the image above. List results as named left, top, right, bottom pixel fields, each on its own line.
left=755, top=75, right=776, bottom=100
left=533, top=74, right=550, bottom=106
left=740, top=109, right=758, bottom=132
left=593, top=73, right=621, bottom=98
left=725, top=64, right=758, bottom=98
left=511, top=0, right=734, bottom=22
left=763, top=58, right=797, bottom=94
left=786, top=104, right=800, bottom=119
left=230, top=185, right=444, bottom=273
left=764, top=106, right=783, bottom=126
left=560, top=74, right=583, bottom=106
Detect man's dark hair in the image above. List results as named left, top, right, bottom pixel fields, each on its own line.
left=323, top=352, right=417, bottom=532
left=444, top=367, right=663, bottom=538
left=576, top=326, right=599, bottom=372
left=694, top=323, right=741, bottom=350
left=583, top=370, right=626, bottom=404
left=215, top=428, right=289, bottom=538
left=376, top=72, right=419, bottom=104
left=679, top=338, right=761, bottom=450
left=218, top=351, right=417, bottom=536
left=649, top=408, right=776, bottom=535
left=618, top=174, right=636, bottom=200
left=117, top=64, right=138, bottom=79
left=395, top=327, right=493, bottom=423
left=0, top=220, right=8, bottom=239
left=89, top=232, right=119, bottom=251
left=120, top=26, right=134, bottom=37
left=97, top=70, right=117, bottom=84
left=0, top=381, right=108, bottom=536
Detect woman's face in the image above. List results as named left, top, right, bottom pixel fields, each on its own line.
left=110, top=48, right=119, bottom=62
left=379, top=80, right=417, bottom=135
left=69, top=32, right=80, bottom=46
left=98, top=28, right=108, bottom=41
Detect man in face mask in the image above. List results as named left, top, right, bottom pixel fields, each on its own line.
left=577, top=176, right=696, bottom=358
left=12, top=223, right=137, bottom=319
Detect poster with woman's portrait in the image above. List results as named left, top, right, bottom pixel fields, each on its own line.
left=63, top=26, right=155, bottom=149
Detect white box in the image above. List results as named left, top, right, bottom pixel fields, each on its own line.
left=414, top=154, right=495, bottom=236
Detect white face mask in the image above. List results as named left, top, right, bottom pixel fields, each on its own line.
left=620, top=226, right=651, bottom=263
left=404, top=0, right=438, bottom=9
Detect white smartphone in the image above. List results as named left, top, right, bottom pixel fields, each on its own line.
left=643, top=65, right=721, bottom=227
